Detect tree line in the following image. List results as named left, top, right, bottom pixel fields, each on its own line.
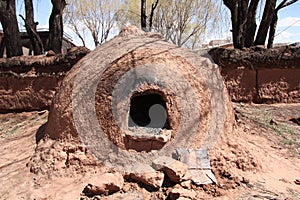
left=0, top=0, right=298, bottom=58
left=64, top=0, right=225, bottom=49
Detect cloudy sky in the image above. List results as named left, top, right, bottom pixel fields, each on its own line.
left=275, top=0, right=300, bottom=44
left=3, top=0, right=300, bottom=49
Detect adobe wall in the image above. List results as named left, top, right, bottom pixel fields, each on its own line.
left=209, top=46, right=300, bottom=103
left=0, top=76, right=62, bottom=112
left=0, top=47, right=90, bottom=113
left=0, top=45, right=299, bottom=114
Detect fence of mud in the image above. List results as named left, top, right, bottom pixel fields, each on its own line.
left=0, top=43, right=299, bottom=113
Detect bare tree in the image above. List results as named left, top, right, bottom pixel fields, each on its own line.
left=224, top=0, right=299, bottom=49
left=20, top=0, right=44, bottom=55
left=47, top=0, right=66, bottom=53
left=64, top=2, right=86, bottom=46
left=141, top=0, right=147, bottom=31
left=122, top=0, right=223, bottom=49
left=267, top=0, right=298, bottom=48
left=148, top=0, right=159, bottom=31
left=0, top=0, right=23, bottom=57
left=64, top=0, right=120, bottom=48
left=244, top=0, right=260, bottom=47
left=153, top=0, right=221, bottom=48
left=254, top=0, right=277, bottom=45
left=141, top=0, right=159, bottom=31
left=224, top=0, right=257, bottom=48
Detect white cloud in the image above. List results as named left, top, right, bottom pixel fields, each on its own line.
left=277, top=17, right=300, bottom=27
left=277, top=30, right=293, bottom=39
left=274, top=30, right=300, bottom=43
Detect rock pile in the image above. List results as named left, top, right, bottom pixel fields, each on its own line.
left=81, top=154, right=216, bottom=199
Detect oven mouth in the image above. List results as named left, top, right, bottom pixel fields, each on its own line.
left=128, top=92, right=170, bottom=130
left=125, top=90, right=172, bottom=152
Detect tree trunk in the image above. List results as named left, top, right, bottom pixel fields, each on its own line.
left=267, top=13, right=278, bottom=48
left=47, top=0, right=66, bottom=53
left=149, top=0, right=159, bottom=32
left=0, top=0, right=23, bottom=58
left=92, top=31, right=99, bottom=47
left=224, top=0, right=244, bottom=49
left=244, top=0, right=260, bottom=47
left=237, top=0, right=249, bottom=48
left=24, top=0, right=43, bottom=55
left=141, top=0, right=147, bottom=31
left=267, top=0, right=299, bottom=48
left=224, top=0, right=298, bottom=49
left=231, top=4, right=243, bottom=48
left=254, top=0, right=276, bottom=45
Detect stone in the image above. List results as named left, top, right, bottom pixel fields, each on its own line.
left=152, top=156, right=189, bottom=183
left=150, top=191, right=166, bottom=200
left=241, top=177, right=250, bottom=184
left=122, top=183, right=131, bottom=192
left=181, top=170, right=193, bottom=181
left=82, top=172, right=124, bottom=196
left=124, top=129, right=172, bottom=152
left=177, top=197, right=192, bottom=200
left=174, top=148, right=217, bottom=185
left=125, top=129, right=171, bottom=143
left=180, top=180, right=192, bottom=189
left=93, top=196, right=101, bottom=200
left=168, top=188, right=197, bottom=200
left=174, top=148, right=211, bottom=169
left=129, top=164, right=164, bottom=189
left=189, top=169, right=213, bottom=185
left=100, top=191, right=144, bottom=200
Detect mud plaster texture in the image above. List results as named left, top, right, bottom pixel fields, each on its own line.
left=0, top=47, right=90, bottom=112
left=209, top=46, right=300, bottom=103
left=42, top=26, right=234, bottom=173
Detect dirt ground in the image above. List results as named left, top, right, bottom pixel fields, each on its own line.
left=0, top=103, right=299, bottom=200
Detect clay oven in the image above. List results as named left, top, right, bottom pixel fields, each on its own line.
left=45, top=27, right=233, bottom=164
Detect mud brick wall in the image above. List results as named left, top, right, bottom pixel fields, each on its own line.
left=209, top=46, right=300, bottom=103
left=0, top=75, right=63, bottom=113
left=0, top=47, right=90, bottom=113
left=220, top=68, right=300, bottom=103
left=0, top=45, right=299, bottom=114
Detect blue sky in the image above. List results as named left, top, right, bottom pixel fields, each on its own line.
left=17, top=0, right=52, bottom=30
left=1, top=0, right=299, bottom=49
left=274, top=0, right=300, bottom=43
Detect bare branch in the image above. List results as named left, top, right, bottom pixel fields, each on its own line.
left=276, top=0, right=298, bottom=11
left=19, top=14, right=44, bottom=54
